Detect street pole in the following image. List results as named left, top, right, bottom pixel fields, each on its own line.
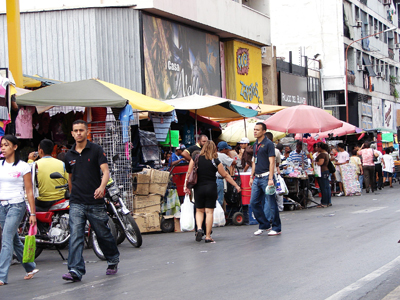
left=345, top=26, right=396, bottom=123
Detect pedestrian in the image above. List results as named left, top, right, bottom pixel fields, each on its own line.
left=216, top=141, right=236, bottom=207
left=183, top=141, right=241, bottom=243
left=357, top=142, right=379, bottom=193
left=62, top=120, right=119, bottom=282
left=236, top=137, right=250, bottom=170
left=350, top=149, right=363, bottom=191
left=382, top=148, right=395, bottom=188
left=250, top=122, right=281, bottom=236
left=334, top=143, right=349, bottom=197
left=315, top=142, right=331, bottom=207
left=371, top=144, right=385, bottom=190
left=0, top=134, right=39, bottom=285
left=181, top=134, right=208, bottom=161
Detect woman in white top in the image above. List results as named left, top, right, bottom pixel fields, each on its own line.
left=0, top=135, right=38, bottom=285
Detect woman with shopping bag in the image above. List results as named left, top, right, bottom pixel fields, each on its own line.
left=0, top=135, right=38, bottom=285
left=184, top=141, right=241, bottom=243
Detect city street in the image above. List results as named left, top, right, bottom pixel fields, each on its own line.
left=2, top=185, right=400, bottom=300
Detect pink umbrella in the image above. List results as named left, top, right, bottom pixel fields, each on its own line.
left=294, top=121, right=362, bottom=139
left=263, top=105, right=343, bottom=133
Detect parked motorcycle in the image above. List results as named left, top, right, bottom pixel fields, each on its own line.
left=19, top=172, right=116, bottom=260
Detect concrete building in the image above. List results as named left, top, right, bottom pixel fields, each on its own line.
left=271, top=0, right=400, bottom=131
left=0, top=0, right=278, bottom=105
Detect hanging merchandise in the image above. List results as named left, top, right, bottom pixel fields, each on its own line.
left=149, top=111, right=178, bottom=142
left=139, top=129, right=160, bottom=164
left=119, top=104, right=134, bottom=143
left=183, top=123, right=195, bottom=145
left=15, top=106, right=35, bottom=139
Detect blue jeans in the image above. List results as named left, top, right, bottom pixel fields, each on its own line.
left=0, top=202, right=36, bottom=283
left=250, top=176, right=281, bottom=232
left=358, top=175, right=364, bottom=189
left=216, top=178, right=224, bottom=206
left=319, top=170, right=331, bottom=205
left=68, top=203, right=119, bottom=279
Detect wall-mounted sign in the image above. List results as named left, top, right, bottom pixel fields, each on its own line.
left=361, top=102, right=372, bottom=117
left=383, top=100, right=394, bottom=130
left=224, top=40, right=263, bottom=104
left=279, top=72, right=307, bottom=106
left=372, top=97, right=382, bottom=129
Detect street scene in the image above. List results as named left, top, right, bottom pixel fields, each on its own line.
left=1, top=0, right=400, bottom=299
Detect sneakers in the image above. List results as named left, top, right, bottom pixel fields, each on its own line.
left=268, top=230, right=281, bottom=236
left=337, top=191, right=344, bottom=197
left=106, top=264, right=118, bottom=275
left=254, top=227, right=271, bottom=236
left=62, top=272, right=81, bottom=282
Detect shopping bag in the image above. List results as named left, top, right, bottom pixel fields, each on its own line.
left=276, top=175, right=289, bottom=196
left=23, top=224, right=37, bottom=263
left=212, top=201, right=226, bottom=227
left=180, top=195, right=195, bottom=232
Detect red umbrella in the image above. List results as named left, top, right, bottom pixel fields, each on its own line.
left=263, top=105, right=343, bottom=134
left=294, top=121, right=362, bottom=139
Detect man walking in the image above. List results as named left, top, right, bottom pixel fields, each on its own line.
left=250, top=123, right=281, bottom=236
left=62, top=120, right=119, bottom=282
left=216, top=141, right=236, bottom=207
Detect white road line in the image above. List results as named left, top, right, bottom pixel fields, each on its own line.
left=352, top=207, right=387, bottom=214
left=325, top=256, right=400, bottom=300
left=32, top=269, right=147, bottom=300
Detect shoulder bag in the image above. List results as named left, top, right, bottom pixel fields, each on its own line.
left=372, top=149, right=378, bottom=162
left=328, top=154, right=336, bottom=174
left=187, top=155, right=200, bottom=189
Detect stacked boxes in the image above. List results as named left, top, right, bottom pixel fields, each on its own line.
left=131, top=168, right=169, bottom=233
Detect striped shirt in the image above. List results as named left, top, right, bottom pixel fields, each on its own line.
left=287, top=150, right=308, bottom=165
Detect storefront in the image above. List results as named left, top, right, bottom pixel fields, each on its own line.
left=278, top=72, right=307, bottom=107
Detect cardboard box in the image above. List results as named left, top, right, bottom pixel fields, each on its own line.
left=133, top=212, right=161, bottom=233
left=149, top=169, right=170, bottom=195
left=174, top=217, right=181, bottom=232
left=133, top=194, right=161, bottom=214
left=132, top=168, right=151, bottom=195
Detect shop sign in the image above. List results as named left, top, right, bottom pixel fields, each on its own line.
left=279, top=72, right=307, bottom=107
left=225, top=40, right=263, bottom=104
left=372, top=97, right=383, bottom=129
left=383, top=100, right=394, bottom=130
left=142, top=14, right=221, bottom=99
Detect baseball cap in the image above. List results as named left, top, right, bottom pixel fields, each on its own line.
left=239, top=137, right=250, bottom=144
left=178, top=144, right=186, bottom=150
left=217, top=141, right=232, bottom=151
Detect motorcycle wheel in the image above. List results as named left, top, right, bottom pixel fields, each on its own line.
left=115, top=221, right=126, bottom=245
left=122, top=214, right=142, bottom=248
left=91, top=216, right=117, bottom=261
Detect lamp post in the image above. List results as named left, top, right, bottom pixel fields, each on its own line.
left=345, top=26, right=396, bottom=123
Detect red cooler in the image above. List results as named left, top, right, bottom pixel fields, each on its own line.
left=240, top=172, right=252, bottom=205
left=170, top=164, right=189, bottom=197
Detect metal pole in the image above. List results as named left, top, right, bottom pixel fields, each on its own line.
left=6, top=0, right=23, bottom=87
left=195, top=109, right=198, bottom=141
left=243, top=117, right=247, bottom=137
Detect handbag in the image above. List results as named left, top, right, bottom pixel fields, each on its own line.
left=180, top=194, right=195, bottom=232
left=186, top=154, right=199, bottom=189
left=23, top=224, right=37, bottom=263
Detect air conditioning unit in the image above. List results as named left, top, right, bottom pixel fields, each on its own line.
left=395, top=43, right=400, bottom=49
left=357, top=65, right=365, bottom=71
left=356, top=20, right=363, bottom=27
left=383, top=0, right=391, bottom=5
left=375, top=30, right=380, bottom=38
left=377, top=72, right=384, bottom=78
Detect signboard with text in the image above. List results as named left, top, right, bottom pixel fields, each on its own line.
left=279, top=72, right=307, bottom=106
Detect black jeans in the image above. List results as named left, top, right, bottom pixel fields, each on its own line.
left=363, top=165, right=376, bottom=192
left=374, top=163, right=383, bottom=189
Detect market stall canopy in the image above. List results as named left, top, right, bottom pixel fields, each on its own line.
left=164, top=95, right=258, bottom=119
left=213, top=100, right=286, bottom=122
left=294, top=121, right=362, bottom=139
left=264, top=104, right=343, bottom=134
left=219, top=118, right=286, bottom=144
left=17, top=79, right=174, bottom=112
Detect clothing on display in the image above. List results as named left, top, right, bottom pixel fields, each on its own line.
left=15, top=106, right=35, bottom=139
left=119, top=104, right=134, bottom=143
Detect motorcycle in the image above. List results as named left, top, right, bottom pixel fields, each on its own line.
left=19, top=172, right=116, bottom=260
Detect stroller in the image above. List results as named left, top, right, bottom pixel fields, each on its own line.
left=225, top=167, right=245, bottom=225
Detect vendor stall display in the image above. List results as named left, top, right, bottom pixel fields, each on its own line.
left=339, top=164, right=361, bottom=196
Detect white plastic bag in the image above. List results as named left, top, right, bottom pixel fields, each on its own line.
left=212, top=201, right=226, bottom=227
left=180, top=195, right=195, bottom=232
left=277, top=175, right=289, bottom=196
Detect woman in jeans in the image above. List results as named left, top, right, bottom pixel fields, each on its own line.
left=184, top=141, right=241, bottom=243
left=316, top=142, right=331, bottom=207
left=357, top=142, right=378, bottom=193
left=0, top=135, right=38, bottom=285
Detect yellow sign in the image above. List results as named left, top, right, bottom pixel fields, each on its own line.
left=224, top=40, right=263, bottom=104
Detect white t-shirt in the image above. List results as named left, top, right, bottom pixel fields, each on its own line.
left=336, top=151, right=350, bottom=164
left=382, top=154, right=395, bottom=173
left=0, top=160, right=31, bottom=201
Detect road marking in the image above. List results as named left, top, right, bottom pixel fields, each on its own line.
left=382, top=285, right=400, bottom=300
left=325, top=256, right=400, bottom=300
left=352, top=207, right=387, bottom=214
left=32, top=269, right=147, bottom=300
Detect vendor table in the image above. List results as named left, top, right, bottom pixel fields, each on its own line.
left=282, top=175, right=319, bottom=208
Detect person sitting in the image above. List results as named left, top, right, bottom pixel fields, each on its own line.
left=169, top=144, right=187, bottom=168
left=28, top=139, right=69, bottom=210
left=236, top=137, right=250, bottom=170
left=282, top=145, right=291, bottom=161
left=287, top=141, right=308, bottom=167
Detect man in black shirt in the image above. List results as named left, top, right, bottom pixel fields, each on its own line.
left=181, top=134, right=208, bottom=161
left=249, top=123, right=282, bottom=236
left=62, top=120, right=119, bottom=282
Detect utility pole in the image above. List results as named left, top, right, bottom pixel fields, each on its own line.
left=6, top=0, right=23, bottom=87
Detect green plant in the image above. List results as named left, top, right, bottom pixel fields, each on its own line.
left=393, top=88, right=399, bottom=99
left=390, top=75, right=399, bottom=85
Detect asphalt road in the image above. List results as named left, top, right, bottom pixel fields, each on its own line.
left=2, top=185, right=400, bottom=300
